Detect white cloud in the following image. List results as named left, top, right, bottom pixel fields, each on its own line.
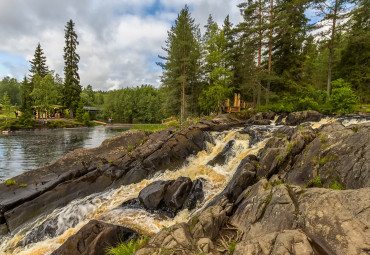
left=0, top=0, right=244, bottom=90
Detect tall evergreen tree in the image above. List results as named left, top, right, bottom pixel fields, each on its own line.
left=158, top=5, right=202, bottom=123
left=272, top=0, right=309, bottom=91
left=29, top=43, right=49, bottom=79
left=63, top=19, right=81, bottom=119
left=339, top=0, right=370, bottom=103
left=313, top=0, right=352, bottom=96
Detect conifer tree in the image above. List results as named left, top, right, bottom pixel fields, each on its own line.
left=19, top=76, right=34, bottom=125
left=338, top=0, right=370, bottom=103
left=314, top=0, right=352, bottom=96
left=63, top=19, right=81, bottom=119
left=158, top=5, right=202, bottom=123
left=29, top=43, right=49, bottom=79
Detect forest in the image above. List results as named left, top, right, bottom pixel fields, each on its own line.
left=0, top=0, right=369, bottom=125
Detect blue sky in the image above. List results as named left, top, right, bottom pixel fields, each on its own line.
left=0, top=0, right=243, bottom=90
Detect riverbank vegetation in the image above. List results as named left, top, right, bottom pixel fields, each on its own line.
left=0, top=0, right=369, bottom=130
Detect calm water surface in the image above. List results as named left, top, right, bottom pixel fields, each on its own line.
left=0, top=126, right=129, bottom=182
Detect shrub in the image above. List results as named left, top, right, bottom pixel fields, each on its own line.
left=329, top=79, right=358, bottom=114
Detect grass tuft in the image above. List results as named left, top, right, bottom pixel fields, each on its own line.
left=106, top=236, right=149, bottom=255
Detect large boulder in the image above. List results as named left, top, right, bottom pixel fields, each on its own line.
left=284, top=110, right=323, bottom=126
left=51, top=220, right=139, bottom=255
left=124, top=177, right=205, bottom=217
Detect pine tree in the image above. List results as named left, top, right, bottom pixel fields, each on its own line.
left=313, top=0, right=352, bottom=97
left=158, top=5, right=202, bottom=123
left=63, top=19, right=81, bottom=119
left=29, top=43, right=49, bottom=79
left=339, top=0, right=370, bottom=103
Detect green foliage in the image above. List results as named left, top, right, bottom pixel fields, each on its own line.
left=2, top=92, right=12, bottom=125
left=19, top=183, right=28, bottom=187
left=352, top=126, right=359, bottom=132
left=228, top=239, right=236, bottom=253
left=106, top=236, right=149, bottom=255
left=5, top=179, right=18, bottom=187
left=82, top=112, right=91, bottom=126
left=329, top=180, right=344, bottom=190
left=104, top=85, right=164, bottom=123
left=328, top=79, right=358, bottom=114
left=31, top=74, right=58, bottom=119
left=0, top=76, right=21, bottom=105
left=305, top=175, right=323, bottom=188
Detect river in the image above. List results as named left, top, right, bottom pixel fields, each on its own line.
left=0, top=126, right=129, bottom=183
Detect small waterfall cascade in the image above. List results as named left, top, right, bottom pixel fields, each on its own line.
left=0, top=125, right=298, bottom=255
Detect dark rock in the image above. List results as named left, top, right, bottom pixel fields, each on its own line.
left=0, top=223, right=8, bottom=236
left=139, top=180, right=171, bottom=210
left=126, top=177, right=205, bottom=217
left=51, top=220, right=139, bottom=255
left=285, top=121, right=370, bottom=189
left=207, top=140, right=235, bottom=166
left=208, top=155, right=257, bottom=207
left=242, top=126, right=273, bottom=147
left=164, top=177, right=192, bottom=211
left=120, top=198, right=141, bottom=209
left=285, top=110, right=323, bottom=126
left=184, top=178, right=205, bottom=210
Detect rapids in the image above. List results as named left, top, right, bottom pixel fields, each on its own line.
left=2, top=117, right=367, bottom=255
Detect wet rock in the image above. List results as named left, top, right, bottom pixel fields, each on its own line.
left=129, top=177, right=205, bottom=216
left=246, top=111, right=276, bottom=125
left=0, top=223, right=8, bottom=236
left=207, top=140, right=235, bottom=166
left=51, top=220, right=139, bottom=255
left=183, top=178, right=205, bottom=210
left=163, top=177, right=192, bottom=211
left=208, top=155, right=257, bottom=207
left=242, top=125, right=273, bottom=147
left=139, top=180, right=171, bottom=210
left=285, top=110, right=322, bottom=126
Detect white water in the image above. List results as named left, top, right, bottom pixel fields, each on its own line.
left=0, top=127, right=279, bottom=255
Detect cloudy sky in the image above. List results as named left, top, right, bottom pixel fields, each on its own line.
left=0, top=0, right=244, bottom=91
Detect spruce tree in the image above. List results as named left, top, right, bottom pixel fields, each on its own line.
left=29, top=43, right=49, bottom=79
left=158, top=5, right=202, bottom=123
left=19, top=76, right=34, bottom=126
left=63, top=19, right=81, bottom=119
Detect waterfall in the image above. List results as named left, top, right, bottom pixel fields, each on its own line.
left=0, top=126, right=281, bottom=255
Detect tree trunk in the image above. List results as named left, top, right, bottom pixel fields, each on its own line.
left=266, top=0, right=273, bottom=105
left=327, top=0, right=338, bottom=97
left=257, top=0, right=262, bottom=107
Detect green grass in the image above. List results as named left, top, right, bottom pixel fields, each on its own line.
left=130, top=124, right=170, bottom=132
left=329, top=180, right=344, bottom=190
left=19, top=183, right=28, bottom=187
left=305, top=175, right=323, bottom=188
left=106, top=236, right=149, bottom=255
left=228, top=239, right=237, bottom=253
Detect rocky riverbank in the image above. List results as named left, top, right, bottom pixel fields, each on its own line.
left=1, top=111, right=369, bottom=255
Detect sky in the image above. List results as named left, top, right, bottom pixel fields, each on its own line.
left=0, top=0, right=244, bottom=91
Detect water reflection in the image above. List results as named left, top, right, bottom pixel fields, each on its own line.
left=0, top=126, right=129, bottom=182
